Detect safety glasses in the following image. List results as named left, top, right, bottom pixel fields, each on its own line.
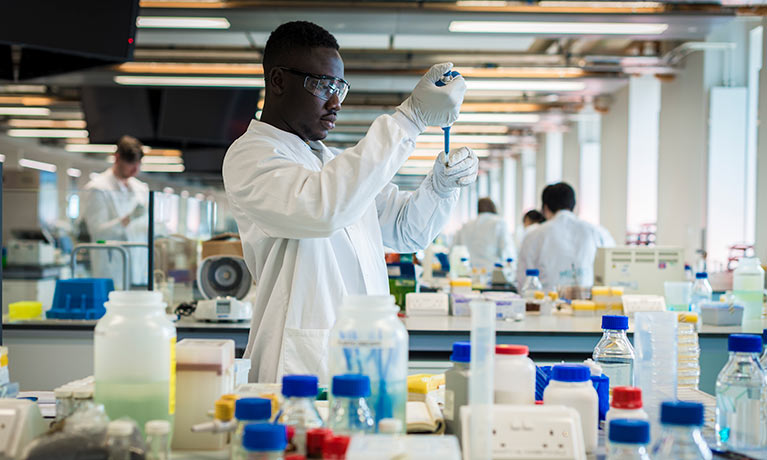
left=278, top=67, right=350, bottom=103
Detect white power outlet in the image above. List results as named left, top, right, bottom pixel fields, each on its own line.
left=460, top=405, right=587, bottom=460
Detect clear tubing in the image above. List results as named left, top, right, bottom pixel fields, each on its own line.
left=469, top=300, right=496, bottom=460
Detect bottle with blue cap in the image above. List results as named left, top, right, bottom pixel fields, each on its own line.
left=715, top=334, right=766, bottom=450
left=606, top=419, right=652, bottom=460
left=652, top=401, right=712, bottom=459
left=522, top=269, right=543, bottom=299
left=543, top=364, right=599, bottom=453
left=232, top=398, right=272, bottom=459
left=690, top=272, right=712, bottom=315
left=279, top=375, right=323, bottom=455
left=242, top=423, right=287, bottom=460
left=328, top=374, right=375, bottom=434
left=593, top=315, right=635, bottom=389
left=444, top=342, right=470, bottom=439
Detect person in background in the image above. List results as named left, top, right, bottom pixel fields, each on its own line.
left=516, top=209, right=546, bottom=247
left=83, top=135, right=149, bottom=289
left=516, top=182, right=615, bottom=291
left=453, top=197, right=516, bottom=274
left=222, top=21, right=478, bottom=383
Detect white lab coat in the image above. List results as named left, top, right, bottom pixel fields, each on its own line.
left=453, top=212, right=516, bottom=272
left=83, top=168, right=149, bottom=289
left=222, top=116, right=458, bottom=383
left=516, top=210, right=615, bottom=292
left=515, top=222, right=540, bottom=248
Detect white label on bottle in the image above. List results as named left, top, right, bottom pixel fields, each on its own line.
left=444, top=389, right=455, bottom=421
left=331, top=337, right=395, bottom=348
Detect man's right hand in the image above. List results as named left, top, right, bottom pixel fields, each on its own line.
left=396, top=62, right=467, bottom=132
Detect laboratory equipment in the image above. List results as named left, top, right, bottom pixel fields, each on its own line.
left=346, top=434, right=461, bottom=460
left=450, top=278, right=473, bottom=295
left=594, top=246, right=685, bottom=295
left=54, top=386, right=74, bottom=421
left=651, top=401, right=712, bottom=460
left=48, top=278, right=114, bottom=320
left=715, top=334, right=766, bottom=450
left=0, top=399, right=47, bottom=460
left=328, top=374, right=375, bottom=434
left=106, top=420, right=134, bottom=460
left=8, top=301, right=42, bottom=320
left=405, top=292, right=448, bottom=316
left=664, top=281, right=692, bottom=312
left=444, top=342, right=470, bottom=439
left=280, top=375, right=324, bottom=455
left=451, top=293, right=478, bottom=316
left=494, top=297, right=526, bottom=321
left=235, top=359, right=252, bottom=387
left=593, top=315, right=635, bottom=389
left=732, top=257, right=765, bottom=320
left=572, top=300, right=596, bottom=317
left=468, top=299, right=495, bottom=460
left=677, top=313, right=701, bottom=390
left=591, top=372, right=610, bottom=424
left=690, top=273, right=712, bottom=314
left=195, top=255, right=253, bottom=322
left=494, top=345, right=535, bottom=405
left=621, top=295, right=667, bottom=316
left=543, top=364, right=599, bottom=453
left=700, top=302, right=744, bottom=326
left=606, top=419, right=652, bottom=460
left=145, top=420, right=171, bottom=460
left=242, top=423, right=287, bottom=460
left=71, top=242, right=131, bottom=290
left=233, top=398, right=273, bottom=460
left=460, top=405, right=587, bottom=460
left=435, top=69, right=461, bottom=158
left=191, top=398, right=236, bottom=435
left=7, top=239, right=55, bottom=265
left=605, top=387, right=648, bottom=441
left=521, top=269, right=543, bottom=299
left=328, top=295, right=408, bottom=432
left=94, top=291, right=176, bottom=436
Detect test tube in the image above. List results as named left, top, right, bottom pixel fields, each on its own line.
left=469, top=299, right=496, bottom=460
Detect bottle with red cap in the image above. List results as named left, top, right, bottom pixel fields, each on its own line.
left=494, top=344, right=536, bottom=405
left=604, top=386, right=648, bottom=441
left=323, top=434, right=351, bottom=460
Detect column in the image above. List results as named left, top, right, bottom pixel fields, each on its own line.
left=535, top=133, right=546, bottom=205
left=501, top=156, right=516, bottom=231
left=755, top=17, right=767, bottom=261
left=562, top=122, right=580, bottom=199
left=545, top=131, right=563, bottom=185
left=600, top=85, right=629, bottom=244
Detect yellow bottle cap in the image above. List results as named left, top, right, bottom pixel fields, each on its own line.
left=548, top=291, right=559, bottom=300
left=610, top=287, right=625, bottom=296
left=572, top=300, right=596, bottom=310
left=533, top=291, right=545, bottom=300
left=677, top=312, right=699, bottom=324
left=214, top=399, right=235, bottom=421
left=591, top=286, right=610, bottom=296
left=220, top=394, right=238, bottom=401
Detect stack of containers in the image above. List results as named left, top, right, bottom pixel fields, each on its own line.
left=572, top=300, right=596, bottom=317
left=676, top=313, right=701, bottom=390
left=608, top=287, right=624, bottom=313
left=591, top=286, right=611, bottom=315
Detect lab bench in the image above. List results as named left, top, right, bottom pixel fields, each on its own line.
left=3, top=315, right=766, bottom=394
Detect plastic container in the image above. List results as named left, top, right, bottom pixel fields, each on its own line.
left=94, top=291, right=175, bottom=436
left=607, top=419, right=652, bottom=460
left=449, top=246, right=471, bottom=279
left=521, top=269, right=543, bottom=299
left=54, top=386, right=74, bottom=421
left=281, top=375, right=323, bottom=455
left=145, top=420, right=171, bottom=460
left=495, top=298, right=526, bottom=321
left=605, top=387, right=648, bottom=440
left=677, top=313, right=701, bottom=390
left=451, top=293, right=479, bottom=316
left=690, top=273, right=712, bottom=315
left=49, top=278, right=114, bottom=319
left=664, top=281, right=692, bottom=313
left=106, top=420, right=135, bottom=460
left=715, top=334, right=766, bottom=450
left=306, top=428, right=332, bottom=459
left=494, top=345, right=535, bottom=405
left=328, top=374, right=375, bottom=434
left=444, top=342, right=470, bottom=439
left=593, top=315, right=635, bottom=390
left=572, top=300, right=596, bottom=317
left=242, top=423, right=287, bottom=460
left=323, top=434, right=351, bottom=460
left=232, top=398, right=273, bottom=459
left=651, top=401, right=712, bottom=459
left=733, top=257, right=765, bottom=320
left=173, top=339, right=235, bottom=449
left=543, top=364, right=599, bottom=453
left=328, top=295, right=407, bottom=433
left=700, top=302, right=744, bottom=326
left=450, top=278, right=472, bottom=294
left=8, top=301, right=43, bottom=320
left=469, top=300, right=496, bottom=460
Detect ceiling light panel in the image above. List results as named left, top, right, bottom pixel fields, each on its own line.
left=8, top=119, right=87, bottom=129
left=457, top=113, right=542, bottom=123
left=114, top=75, right=264, bottom=87
left=393, top=34, right=534, bottom=51
left=0, top=107, right=51, bottom=116
left=136, top=16, right=231, bottom=29
left=8, top=129, right=89, bottom=138
left=466, top=80, right=586, bottom=91
left=449, top=21, right=669, bottom=35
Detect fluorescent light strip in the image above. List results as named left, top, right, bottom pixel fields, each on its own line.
left=457, top=113, right=541, bottom=123
left=136, top=16, right=230, bottom=29
left=8, top=119, right=87, bottom=129
left=449, top=21, right=669, bottom=35
left=466, top=80, right=586, bottom=91
left=538, top=1, right=663, bottom=8
left=66, top=168, right=82, bottom=178
left=114, top=75, right=264, bottom=87
left=107, top=155, right=184, bottom=164
left=0, top=107, right=51, bottom=116
left=424, top=125, right=509, bottom=134
left=116, top=62, right=263, bottom=75
left=141, top=164, right=185, bottom=173
left=66, top=144, right=116, bottom=153
left=8, top=129, right=89, bottom=138
left=19, top=159, right=57, bottom=173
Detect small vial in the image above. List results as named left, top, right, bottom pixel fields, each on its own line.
left=54, top=386, right=73, bottom=421
left=607, top=419, right=652, bottom=460
left=233, top=398, right=272, bottom=460
left=242, top=423, right=287, bottom=460
left=328, top=374, right=374, bottom=435
left=145, top=420, right=171, bottom=460
left=72, top=387, right=94, bottom=414
left=106, top=420, right=134, bottom=460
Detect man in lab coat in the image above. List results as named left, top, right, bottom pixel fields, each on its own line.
left=453, top=198, right=516, bottom=273
left=223, top=21, right=478, bottom=383
left=516, top=182, right=614, bottom=292
left=83, top=135, right=149, bottom=289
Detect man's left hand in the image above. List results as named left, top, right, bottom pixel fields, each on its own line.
left=431, top=147, right=479, bottom=197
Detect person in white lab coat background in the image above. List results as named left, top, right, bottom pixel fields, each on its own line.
left=83, top=135, right=149, bottom=289
left=222, top=21, right=478, bottom=383
left=515, top=209, right=546, bottom=248
left=453, top=197, right=516, bottom=273
left=516, top=182, right=615, bottom=292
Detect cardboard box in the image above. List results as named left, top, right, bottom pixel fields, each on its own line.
left=201, top=233, right=243, bottom=259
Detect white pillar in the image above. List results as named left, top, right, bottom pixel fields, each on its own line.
left=502, top=156, right=516, bottom=231
left=545, top=131, right=563, bottom=185
left=578, top=109, right=601, bottom=226
left=522, top=146, right=537, bottom=211
left=600, top=86, right=630, bottom=244
left=755, top=17, right=767, bottom=261
left=562, top=123, right=580, bottom=200
left=535, top=133, right=546, bottom=205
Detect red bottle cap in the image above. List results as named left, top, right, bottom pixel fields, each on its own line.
left=285, top=456, right=306, bottom=460
left=286, top=425, right=296, bottom=442
left=323, top=435, right=351, bottom=460
left=306, top=428, right=332, bottom=457
left=495, top=344, right=529, bottom=356
left=611, top=386, right=643, bottom=409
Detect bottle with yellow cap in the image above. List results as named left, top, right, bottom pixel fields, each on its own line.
left=677, top=313, right=701, bottom=390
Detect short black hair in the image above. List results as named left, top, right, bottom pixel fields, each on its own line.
left=262, top=21, right=339, bottom=77
left=478, top=197, right=497, bottom=214
left=524, top=209, right=545, bottom=224
left=542, top=182, right=576, bottom=213
left=115, top=135, right=143, bottom=163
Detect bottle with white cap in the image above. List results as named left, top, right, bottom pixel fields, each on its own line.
left=106, top=420, right=135, bottom=460
left=494, top=344, right=535, bottom=405
left=543, top=364, right=599, bottom=453
left=72, top=387, right=95, bottom=414
left=54, top=386, right=74, bottom=421
left=145, top=420, right=171, bottom=460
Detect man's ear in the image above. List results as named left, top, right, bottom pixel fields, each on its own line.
left=269, top=68, right=285, bottom=96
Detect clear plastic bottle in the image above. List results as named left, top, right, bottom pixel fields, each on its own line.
left=652, top=401, right=712, bottom=460
left=690, top=273, right=713, bottom=315
left=715, top=334, right=766, bottom=450
left=494, top=345, right=535, bottom=405
left=761, top=329, right=767, bottom=367
left=459, top=257, right=471, bottom=277
left=233, top=398, right=272, bottom=460
left=677, top=313, right=701, bottom=390
left=607, top=419, right=652, bottom=460
left=593, top=315, right=635, bottom=389
left=522, top=269, right=543, bottom=299
left=733, top=257, right=765, bottom=320
left=328, top=374, right=375, bottom=434
left=145, top=420, right=171, bottom=460
left=54, top=386, right=73, bottom=421
left=106, top=420, right=134, bottom=460
left=242, top=423, right=287, bottom=460
left=280, top=375, right=323, bottom=455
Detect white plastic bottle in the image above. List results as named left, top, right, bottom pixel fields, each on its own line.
left=605, top=386, right=649, bottom=441
left=593, top=315, right=635, bottom=389
left=690, top=273, right=713, bottom=314
left=652, top=401, right=712, bottom=460
left=494, top=345, right=535, bottom=405
left=733, top=257, right=765, bottom=320
left=607, top=419, right=652, bottom=460
left=444, top=342, right=470, bottom=439
left=522, top=269, right=543, bottom=299
left=94, top=291, right=176, bottom=434
left=543, top=364, right=599, bottom=453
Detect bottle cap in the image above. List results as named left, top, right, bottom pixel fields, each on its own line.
left=611, top=386, right=643, bottom=409
left=526, top=269, right=539, bottom=277
left=235, top=397, right=272, bottom=421
left=145, top=420, right=171, bottom=436
left=73, top=388, right=92, bottom=399
left=728, top=334, right=763, bottom=353
left=306, top=428, right=332, bottom=457
left=285, top=455, right=306, bottom=460
left=494, top=263, right=503, bottom=268
left=601, top=315, right=629, bottom=330
left=763, top=328, right=766, bottom=346
left=282, top=375, right=319, bottom=398
left=243, top=423, right=287, bottom=452
left=534, top=291, right=545, bottom=300
left=695, top=272, right=708, bottom=279
left=214, top=399, right=235, bottom=421
left=460, top=257, right=468, bottom=262
left=220, top=394, right=238, bottom=401
left=495, top=344, right=529, bottom=356
left=332, top=374, right=371, bottom=398
left=286, top=425, right=295, bottom=442
left=450, top=342, right=471, bottom=363
left=551, top=364, right=590, bottom=383
left=548, top=291, right=559, bottom=300
left=506, top=258, right=514, bottom=263
left=378, top=418, right=403, bottom=433
left=107, top=420, right=134, bottom=437
left=323, top=435, right=351, bottom=458
left=54, top=387, right=73, bottom=398
left=660, top=401, right=704, bottom=426
left=609, top=419, right=650, bottom=444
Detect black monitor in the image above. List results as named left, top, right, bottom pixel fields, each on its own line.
left=81, top=87, right=156, bottom=145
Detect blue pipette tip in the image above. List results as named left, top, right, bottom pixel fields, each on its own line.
left=435, top=70, right=461, bottom=162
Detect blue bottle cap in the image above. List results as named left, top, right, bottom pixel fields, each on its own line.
left=494, top=263, right=503, bottom=268
left=242, top=423, right=287, bottom=452
left=332, top=374, right=371, bottom=398
left=506, top=258, right=514, bottom=263
left=601, top=315, right=629, bottom=331
left=763, top=328, right=766, bottom=346
left=450, top=341, right=471, bottom=363
left=460, top=257, right=469, bottom=262
left=526, top=269, right=540, bottom=277
left=282, top=375, right=318, bottom=398
left=728, top=334, right=763, bottom=353
left=660, top=401, right=704, bottom=426
left=235, top=398, right=272, bottom=422
left=551, top=364, right=590, bottom=383
left=695, top=272, right=708, bottom=279
left=609, top=419, right=650, bottom=444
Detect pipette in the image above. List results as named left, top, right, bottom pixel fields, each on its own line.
left=435, top=70, right=461, bottom=165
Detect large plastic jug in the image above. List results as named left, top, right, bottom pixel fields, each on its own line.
left=733, top=258, right=765, bottom=320
left=94, top=291, right=176, bottom=434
